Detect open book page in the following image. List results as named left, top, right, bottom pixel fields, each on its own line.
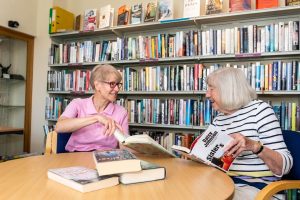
left=114, top=129, right=175, bottom=157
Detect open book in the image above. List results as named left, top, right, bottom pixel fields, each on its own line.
left=114, top=129, right=175, bottom=157
left=172, top=125, right=234, bottom=172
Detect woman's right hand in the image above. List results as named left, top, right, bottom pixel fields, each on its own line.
left=96, top=115, right=123, bottom=136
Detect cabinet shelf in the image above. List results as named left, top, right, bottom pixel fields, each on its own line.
left=49, top=6, right=300, bottom=41
left=0, top=78, right=25, bottom=84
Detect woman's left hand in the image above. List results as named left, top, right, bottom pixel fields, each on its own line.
left=224, top=133, right=260, bottom=158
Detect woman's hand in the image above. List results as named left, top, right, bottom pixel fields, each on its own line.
left=96, top=115, right=124, bottom=136
left=224, top=133, right=261, bottom=158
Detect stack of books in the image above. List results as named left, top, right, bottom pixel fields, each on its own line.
left=47, top=148, right=166, bottom=193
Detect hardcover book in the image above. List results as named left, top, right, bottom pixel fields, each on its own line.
left=117, top=5, right=130, bottom=25
left=286, top=0, right=300, bottom=6
left=83, top=9, right=98, bottom=31
left=172, top=125, right=234, bottom=172
left=183, top=0, right=201, bottom=18
left=229, top=0, right=251, bottom=12
left=157, top=0, right=174, bottom=21
left=93, top=149, right=141, bottom=176
left=256, top=0, right=278, bottom=9
left=205, top=0, right=223, bottom=15
left=99, top=5, right=112, bottom=28
left=114, top=129, right=176, bottom=157
left=131, top=3, right=143, bottom=24
left=144, top=2, right=157, bottom=22
left=47, top=166, right=119, bottom=193
left=120, top=160, right=166, bottom=184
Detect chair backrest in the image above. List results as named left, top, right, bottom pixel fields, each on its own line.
left=44, top=131, right=71, bottom=154
left=282, top=130, right=300, bottom=180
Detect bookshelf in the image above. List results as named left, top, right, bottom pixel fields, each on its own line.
left=46, top=5, right=300, bottom=150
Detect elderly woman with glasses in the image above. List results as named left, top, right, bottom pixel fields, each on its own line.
left=55, top=64, right=128, bottom=152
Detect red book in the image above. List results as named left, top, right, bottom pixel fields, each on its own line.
left=256, top=0, right=278, bottom=9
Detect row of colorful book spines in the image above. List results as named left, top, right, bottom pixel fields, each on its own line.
left=273, top=103, right=300, bottom=131
left=199, top=22, right=300, bottom=55
left=47, top=70, right=92, bottom=92
left=49, top=21, right=300, bottom=63
left=124, top=98, right=216, bottom=126
left=45, top=97, right=70, bottom=120
left=121, top=61, right=300, bottom=92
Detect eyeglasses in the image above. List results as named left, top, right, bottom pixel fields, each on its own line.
left=101, top=81, right=123, bottom=89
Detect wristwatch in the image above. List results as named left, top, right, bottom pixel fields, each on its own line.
left=254, top=141, right=264, bottom=155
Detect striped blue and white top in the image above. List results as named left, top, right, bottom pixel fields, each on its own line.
left=212, top=100, right=293, bottom=183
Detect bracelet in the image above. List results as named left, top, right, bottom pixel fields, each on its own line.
left=254, top=142, right=264, bottom=155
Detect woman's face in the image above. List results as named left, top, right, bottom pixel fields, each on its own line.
left=205, top=82, right=221, bottom=112
left=95, top=75, right=122, bottom=102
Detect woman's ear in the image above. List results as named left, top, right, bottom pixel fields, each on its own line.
left=94, top=80, right=101, bottom=91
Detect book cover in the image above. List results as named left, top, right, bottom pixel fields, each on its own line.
left=286, top=0, right=300, bottom=6
left=157, top=0, right=174, bottom=21
left=75, top=14, right=83, bottom=31
left=172, top=125, right=234, bottom=172
left=93, top=149, right=141, bottom=176
left=47, top=166, right=119, bottom=193
left=131, top=3, right=143, bottom=25
left=83, top=9, right=98, bottom=31
left=183, top=0, right=201, bottom=18
left=117, top=5, right=130, bottom=26
left=205, top=0, right=223, bottom=15
left=120, top=160, right=166, bottom=184
left=256, top=0, right=278, bottom=9
left=229, top=0, right=251, bottom=12
left=99, top=5, right=112, bottom=28
left=144, top=2, right=157, bottom=22
left=114, top=129, right=176, bottom=157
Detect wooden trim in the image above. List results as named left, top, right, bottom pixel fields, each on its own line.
left=0, top=26, right=34, bottom=152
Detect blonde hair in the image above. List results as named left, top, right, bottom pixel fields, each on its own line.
left=90, top=64, right=122, bottom=89
left=206, top=67, right=257, bottom=110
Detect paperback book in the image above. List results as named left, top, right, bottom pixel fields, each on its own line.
left=131, top=3, right=143, bottom=24
left=120, top=160, right=166, bottom=184
left=83, top=9, right=98, bottom=31
left=157, top=0, right=174, bottom=21
left=117, top=5, right=130, bottom=25
left=47, top=166, right=119, bottom=193
left=286, top=0, right=300, bottom=6
left=144, top=2, right=157, bottom=22
left=93, top=149, right=141, bottom=176
left=99, top=4, right=113, bottom=28
left=229, top=0, right=251, bottom=12
left=172, top=125, right=234, bottom=172
left=205, top=0, right=223, bottom=15
left=114, top=129, right=176, bottom=157
left=183, top=0, right=201, bottom=18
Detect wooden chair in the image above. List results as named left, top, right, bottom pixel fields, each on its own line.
left=44, top=131, right=71, bottom=155
left=255, top=130, right=300, bottom=200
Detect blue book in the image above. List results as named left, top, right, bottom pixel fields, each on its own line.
left=272, top=61, right=278, bottom=91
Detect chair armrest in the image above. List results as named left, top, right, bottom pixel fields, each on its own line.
left=255, top=180, right=300, bottom=200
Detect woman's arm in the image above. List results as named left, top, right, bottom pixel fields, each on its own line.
left=225, top=134, right=283, bottom=175
left=55, top=115, right=118, bottom=135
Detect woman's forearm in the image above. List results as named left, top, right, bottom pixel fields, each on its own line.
left=257, top=146, right=283, bottom=176
left=55, top=116, right=99, bottom=133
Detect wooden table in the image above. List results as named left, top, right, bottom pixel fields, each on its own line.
left=0, top=152, right=234, bottom=200
left=0, top=126, right=23, bottom=135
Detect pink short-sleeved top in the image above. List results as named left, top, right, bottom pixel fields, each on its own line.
left=61, top=96, right=129, bottom=152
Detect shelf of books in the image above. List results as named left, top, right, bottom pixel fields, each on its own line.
left=46, top=3, right=300, bottom=152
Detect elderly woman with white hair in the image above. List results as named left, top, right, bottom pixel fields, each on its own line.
left=205, top=67, right=293, bottom=199
left=55, top=64, right=128, bottom=152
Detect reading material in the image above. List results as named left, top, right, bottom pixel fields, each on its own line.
left=93, top=149, right=141, bottom=176
left=120, top=160, right=166, bottom=184
left=183, top=0, right=201, bottom=18
left=114, top=129, right=176, bottom=157
left=172, top=125, right=234, bottom=172
left=47, top=166, right=119, bottom=193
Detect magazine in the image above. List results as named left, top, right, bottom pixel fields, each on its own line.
left=172, top=125, right=234, bottom=172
